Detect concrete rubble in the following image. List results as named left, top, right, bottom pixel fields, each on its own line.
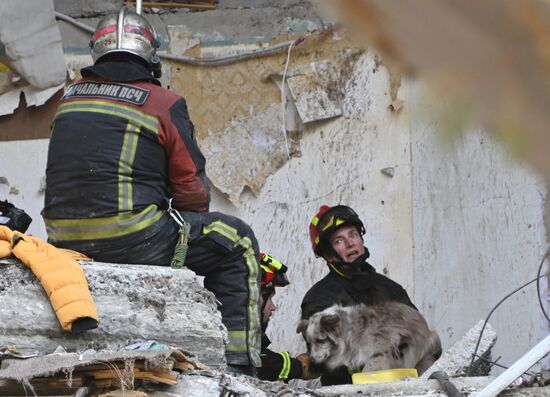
left=0, top=258, right=226, bottom=367
left=420, top=319, right=497, bottom=379
left=0, top=258, right=546, bottom=396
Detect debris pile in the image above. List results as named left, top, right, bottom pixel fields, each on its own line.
left=0, top=258, right=548, bottom=396
left=0, top=345, right=208, bottom=396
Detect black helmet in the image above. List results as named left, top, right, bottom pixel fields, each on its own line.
left=309, top=205, right=365, bottom=257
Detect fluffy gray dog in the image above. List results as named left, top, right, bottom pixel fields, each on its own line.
left=297, top=302, right=441, bottom=374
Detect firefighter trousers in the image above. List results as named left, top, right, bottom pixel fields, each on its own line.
left=50, top=210, right=262, bottom=367
left=180, top=210, right=262, bottom=367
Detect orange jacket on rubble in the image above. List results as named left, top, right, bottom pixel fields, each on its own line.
left=0, top=226, right=99, bottom=332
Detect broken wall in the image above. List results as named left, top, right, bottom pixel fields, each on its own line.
left=0, top=0, right=548, bottom=375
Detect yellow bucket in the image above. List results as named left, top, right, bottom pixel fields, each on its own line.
left=352, top=368, right=418, bottom=384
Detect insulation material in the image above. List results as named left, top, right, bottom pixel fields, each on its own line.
left=200, top=104, right=299, bottom=204
left=0, top=0, right=66, bottom=89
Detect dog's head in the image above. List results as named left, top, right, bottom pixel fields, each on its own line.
left=296, top=306, right=346, bottom=369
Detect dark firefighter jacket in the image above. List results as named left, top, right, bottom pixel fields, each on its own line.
left=42, top=58, right=209, bottom=248
left=0, top=226, right=98, bottom=332
left=257, top=334, right=303, bottom=382
left=300, top=252, right=416, bottom=385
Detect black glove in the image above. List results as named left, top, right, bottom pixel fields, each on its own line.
left=0, top=200, right=32, bottom=233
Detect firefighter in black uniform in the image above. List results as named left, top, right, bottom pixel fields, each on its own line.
left=301, top=205, right=430, bottom=385
left=257, top=253, right=317, bottom=382
left=43, top=7, right=262, bottom=370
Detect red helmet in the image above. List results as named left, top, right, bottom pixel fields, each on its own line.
left=309, top=205, right=365, bottom=257
left=260, top=253, right=289, bottom=291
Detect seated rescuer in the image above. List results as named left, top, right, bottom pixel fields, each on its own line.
left=300, top=205, right=418, bottom=385
left=42, top=8, right=262, bottom=371
left=257, top=253, right=318, bottom=381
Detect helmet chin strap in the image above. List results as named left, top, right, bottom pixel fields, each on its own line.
left=326, top=246, right=371, bottom=274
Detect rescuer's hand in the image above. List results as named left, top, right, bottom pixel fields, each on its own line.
left=296, top=352, right=320, bottom=380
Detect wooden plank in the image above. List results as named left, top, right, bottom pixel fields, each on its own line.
left=73, top=359, right=173, bottom=373
left=134, top=368, right=178, bottom=385
left=79, top=367, right=177, bottom=385
left=93, top=378, right=113, bottom=388
left=0, top=375, right=84, bottom=395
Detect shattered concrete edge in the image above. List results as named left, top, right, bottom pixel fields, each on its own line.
left=420, top=320, right=497, bottom=379
left=0, top=349, right=175, bottom=381
left=0, top=258, right=227, bottom=368
left=166, top=373, right=548, bottom=397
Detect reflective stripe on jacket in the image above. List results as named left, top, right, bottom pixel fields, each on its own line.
left=43, top=60, right=209, bottom=243
left=0, top=226, right=99, bottom=332
left=257, top=334, right=303, bottom=381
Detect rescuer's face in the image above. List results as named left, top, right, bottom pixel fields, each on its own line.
left=328, top=225, right=365, bottom=263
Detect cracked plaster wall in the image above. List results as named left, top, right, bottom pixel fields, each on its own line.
left=235, top=51, right=416, bottom=356
left=210, top=52, right=549, bottom=371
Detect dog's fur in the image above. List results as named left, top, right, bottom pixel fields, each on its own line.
left=297, top=302, right=441, bottom=374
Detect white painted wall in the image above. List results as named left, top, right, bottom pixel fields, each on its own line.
left=0, top=139, right=49, bottom=239
left=1, top=51, right=547, bottom=373
left=223, top=53, right=549, bottom=371
left=410, top=82, right=548, bottom=369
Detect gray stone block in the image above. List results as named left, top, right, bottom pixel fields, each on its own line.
left=420, top=320, right=497, bottom=379
left=53, top=0, right=123, bottom=18
left=0, top=259, right=227, bottom=368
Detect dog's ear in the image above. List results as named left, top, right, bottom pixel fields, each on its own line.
left=320, top=313, right=340, bottom=334
left=296, top=319, right=309, bottom=334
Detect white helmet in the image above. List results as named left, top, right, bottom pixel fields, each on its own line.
left=90, top=7, right=161, bottom=76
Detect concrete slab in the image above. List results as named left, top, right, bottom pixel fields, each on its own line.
left=421, top=320, right=497, bottom=379
left=53, top=0, right=123, bottom=18
left=314, top=377, right=547, bottom=397
left=0, top=258, right=226, bottom=368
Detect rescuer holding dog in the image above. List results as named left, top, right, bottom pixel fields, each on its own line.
left=300, top=205, right=437, bottom=385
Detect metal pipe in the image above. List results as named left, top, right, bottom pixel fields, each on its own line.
left=54, top=10, right=325, bottom=67
left=158, top=39, right=298, bottom=66
left=54, top=12, right=94, bottom=34
left=475, top=334, right=550, bottom=397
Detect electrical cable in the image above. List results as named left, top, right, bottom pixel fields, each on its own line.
left=537, top=247, right=550, bottom=323
left=466, top=247, right=550, bottom=376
